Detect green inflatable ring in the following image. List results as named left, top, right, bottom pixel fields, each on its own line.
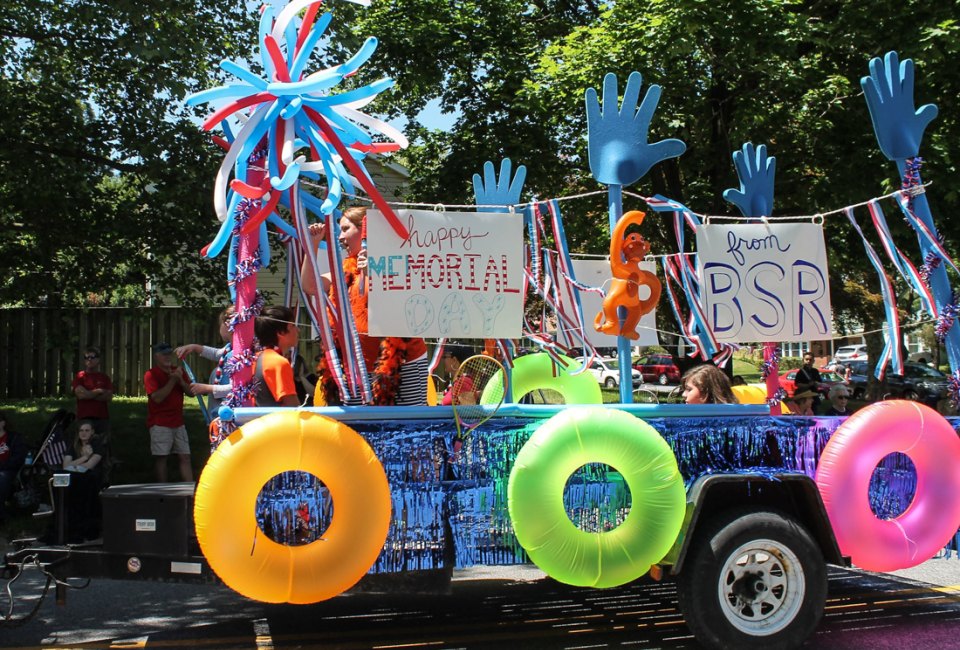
left=508, top=407, right=685, bottom=587
left=481, top=353, right=602, bottom=405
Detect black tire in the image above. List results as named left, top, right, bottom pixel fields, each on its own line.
left=904, top=389, right=920, bottom=401
left=677, top=508, right=827, bottom=650
left=658, top=373, right=669, bottom=385
left=604, top=377, right=617, bottom=389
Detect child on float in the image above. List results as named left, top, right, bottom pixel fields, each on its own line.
left=681, top=364, right=738, bottom=405
left=301, top=206, right=428, bottom=406
left=441, top=345, right=478, bottom=405
left=252, top=305, right=301, bottom=407
left=176, top=305, right=235, bottom=414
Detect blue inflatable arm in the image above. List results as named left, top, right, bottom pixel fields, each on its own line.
left=585, top=71, right=686, bottom=186
left=723, top=143, right=776, bottom=218
left=862, top=51, right=938, bottom=162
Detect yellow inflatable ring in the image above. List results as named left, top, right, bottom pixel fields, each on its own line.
left=483, top=352, right=602, bottom=404
left=508, top=407, right=685, bottom=587
left=195, top=411, right=391, bottom=604
left=731, top=383, right=768, bottom=405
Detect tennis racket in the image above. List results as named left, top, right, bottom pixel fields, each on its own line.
left=451, top=354, right=507, bottom=441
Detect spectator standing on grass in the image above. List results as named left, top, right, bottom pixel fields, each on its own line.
left=72, top=345, right=114, bottom=440
left=144, top=342, right=194, bottom=483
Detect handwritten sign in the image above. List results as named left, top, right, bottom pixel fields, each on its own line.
left=568, top=258, right=659, bottom=347
left=367, top=209, right=524, bottom=338
left=695, top=222, right=833, bottom=343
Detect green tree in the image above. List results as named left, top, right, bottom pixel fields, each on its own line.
left=0, top=0, right=256, bottom=307
left=331, top=0, right=960, bottom=344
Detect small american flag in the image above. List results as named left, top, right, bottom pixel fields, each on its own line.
left=39, top=428, right=68, bottom=467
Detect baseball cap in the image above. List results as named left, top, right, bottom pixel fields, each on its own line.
left=153, top=342, right=173, bottom=354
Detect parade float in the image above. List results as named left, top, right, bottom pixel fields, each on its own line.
left=6, top=2, right=960, bottom=649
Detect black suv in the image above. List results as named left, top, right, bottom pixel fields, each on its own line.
left=884, top=363, right=949, bottom=405
left=843, top=360, right=948, bottom=404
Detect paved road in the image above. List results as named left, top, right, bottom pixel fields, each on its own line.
left=4, top=560, right=960, bottom=649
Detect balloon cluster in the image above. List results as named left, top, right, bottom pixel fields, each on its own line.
left=185, top=0, right=409, bottom=435
left=186, top=0, right=410, bottom=276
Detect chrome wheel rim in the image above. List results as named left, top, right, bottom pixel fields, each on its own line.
left=716, top=538, right=805, bottom=636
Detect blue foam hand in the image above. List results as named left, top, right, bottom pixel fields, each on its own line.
left=472, top=159, right=527, bottom=213
left=862, top=51, right=938, bottom=161
left=723, top=143, right=776, bottom=217
left=585, top=71, right=686, bottom=186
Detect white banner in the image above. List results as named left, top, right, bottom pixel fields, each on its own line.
left=367, top=209, right=524, bottom=338
left=568, top=258, right=659, bottom=348
left=695, top=222, right=833, bottom=343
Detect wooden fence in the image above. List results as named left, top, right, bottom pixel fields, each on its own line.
left=0, top=307, right=223, bottom=398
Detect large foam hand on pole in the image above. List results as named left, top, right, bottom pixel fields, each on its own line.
left=861, top=52, right=960, bottom=380
left=723, top=142, right=780, bottom=413
left=586, top=72, right=685, bottom=404
left=472, top=159, right=526, bottom=213
left=585, top=71, right=686, bottom=186
left=471, top=159, right=526, bottom=402
left=862, top=51, right=938, bottom=162
left=723, top=143, right=776, bottom=218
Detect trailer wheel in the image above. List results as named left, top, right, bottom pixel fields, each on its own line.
left=678, top=509, right=826, bottom=650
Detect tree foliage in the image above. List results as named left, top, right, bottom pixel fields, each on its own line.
left=328, top=0, right=960, bottom=335
left=5, top=0, right=960, bottom=339
left=0, top=0, right=256, bottom=307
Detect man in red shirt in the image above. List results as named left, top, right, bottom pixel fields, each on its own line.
left=72, top=346, right=114, bottom=440
left=144, top=342, right=194, bottom=482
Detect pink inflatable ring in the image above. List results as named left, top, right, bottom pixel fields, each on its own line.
left=816, top=400, right=960, bottom=572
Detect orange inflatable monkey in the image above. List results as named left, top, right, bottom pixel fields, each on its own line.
left=594, top=210, right=662, bottom=340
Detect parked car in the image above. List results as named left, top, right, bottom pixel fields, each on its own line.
left=778, top=369, right=845, bottom=397
left=884, top=363, right=949, bottom=404
left=632, top=353, right=682, bottom=385
left=575, top=356, right=642, bottom=388
left=832, top=344, right=868, bottom=362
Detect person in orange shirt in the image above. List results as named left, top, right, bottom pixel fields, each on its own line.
left=253, top=305, right=301, bottom=407
left=302, top=206, right=428, bottom=406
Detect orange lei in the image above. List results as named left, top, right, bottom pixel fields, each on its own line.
left=315, top=256, right=407, bottom=405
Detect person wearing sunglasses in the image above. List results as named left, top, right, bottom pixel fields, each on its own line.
left=824, top=384, right=852, bottom=416
left=71, top=345, right=114, bottom=440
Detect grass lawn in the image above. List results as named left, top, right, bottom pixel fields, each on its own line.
left=732, top=358, right=762, bottom=383
left=1, top=396, right=210, bottom=540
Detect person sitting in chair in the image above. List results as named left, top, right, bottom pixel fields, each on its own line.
left=0, top=410, right=27, bottom=525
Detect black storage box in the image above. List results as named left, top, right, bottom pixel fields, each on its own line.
left=102, top=483, right=195, bottom=556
